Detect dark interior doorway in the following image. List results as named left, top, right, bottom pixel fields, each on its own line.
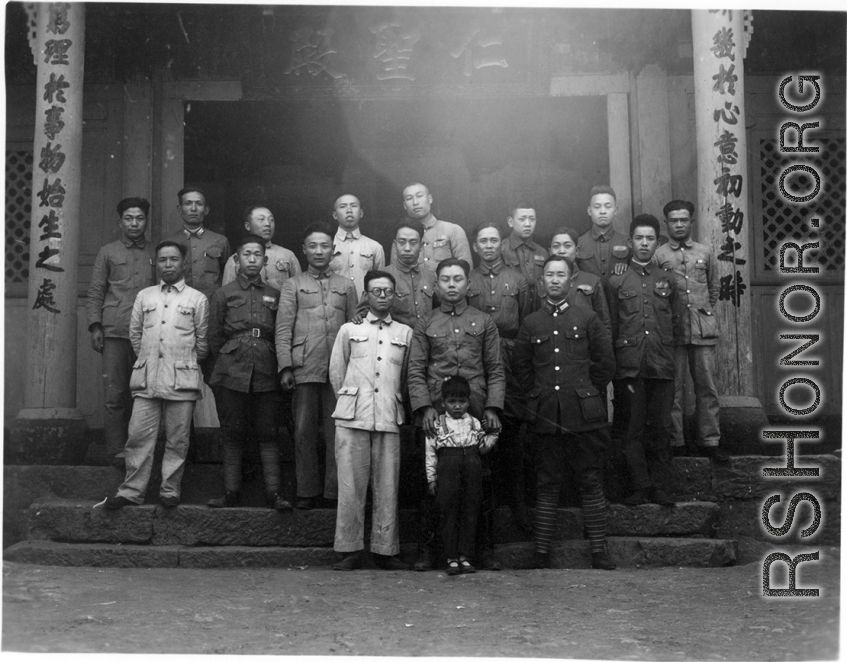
left=184, top=96, right=609, bottom=267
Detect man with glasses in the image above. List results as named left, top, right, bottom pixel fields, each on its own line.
left=329, top=271, right=413, bottom=571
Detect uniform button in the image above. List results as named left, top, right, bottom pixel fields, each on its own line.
left=645, top=330, right=650, bottom=335
left=642, top=283, right=647, bottom=288
left=164, top=305, right=168, bottom=308
left=379, top=340, right=383, bottom=344
left=455, top=329, right=460, bottom=333
left=377, top=357, right=382, bottom=361
left=376, top=372, right=380, bottom=377
left=686, top=290, right=691, bottom=293
left=491, top=291, right=496, bottom=294
left=414, top=301, right=418, bottom=306
left=555, top=366, right=560, bottom=371
left=553, top=313, right=557, bottom=317
left=161, top=321, right=165, bottom=324
left=424, top=258, right=429, bottom=261
left=553, top=330, right=558, bottom=335
left=684, top=275, right=689, bottom=279
left=554, top=348, right=560, bottom=353
left=375, top=388, right=379, bottom=393
left=687, top=304, right=692, bottom=308
left=555, top=385, right=560, bottom=391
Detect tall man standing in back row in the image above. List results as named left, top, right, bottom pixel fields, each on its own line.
left=578, top=185, right=630, bottom=282
left=390, top=183, right=472, bottom=273
left=501, top=201, right=548, bottom=312
left=329, top=194, right=385, bottom=296
left=655, top=200, right=728, bottom=463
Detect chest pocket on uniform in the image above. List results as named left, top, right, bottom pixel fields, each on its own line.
left=175, top=304, right=195, bottom=330
left=388, top=337, right=408, bottom=364
left=564, top=326, right=590, bottom=360
left=142, top=302, right=158, bottom=328
left=262, top=296, right=279, bottom=324
left=108, top=257, right=128, bottom=282
left=618, top=290, right=639, bottom=314
left=530, top=334, right=552, bottom=366
left=576, top=386, right=606, bottom=423
left=349, top=335, right=369, bottom=359
left=204, top=246, right=223, bottom=273
left=431, top=235, right=451, bottom=261
left=693, top=260, right=708, bottom=283
left=298, top=285, right=322, bottom=309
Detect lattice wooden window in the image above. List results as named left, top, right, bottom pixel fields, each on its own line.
left=5, top=150, right=32, bottom=285
left=759, top=137, right=846, bottom=273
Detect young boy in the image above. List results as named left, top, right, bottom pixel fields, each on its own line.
left=425, top=376, right=497, bottom=575
left=207, top=235, right=291, bottom=510
left=578, top=185, right=630, bottom=281
left=222, top=205, right=301, bottom=291
left=500, top=202, right=548, bottom=311
left=86, top=197, right=156, bottom=468
left=329, top=194, right=386, bottom=295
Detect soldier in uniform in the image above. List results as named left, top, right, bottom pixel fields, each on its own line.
left=512, top=255, right=616, bottom=570
left=329, top=194, right=386, bottom=295
left=468, top=221, right=534, bottom=546
left=500, top=201, right=548, bottom=311
left=407, top=257, right=505, bottom=570
left=87, top=197, right=156, bottom=469
left=390, top=183, right=471, bottom=272
left=206, top=235, right=292, bottom=511
left=384, top=220, right=438, bottom=328
left=276, top=222, right=358, bottom=510
left=655, top=200, right=729, bottom=463
left=578, top=185, right=630, bottom=282
left=606, top=214, right=677, bottom=507
left=222, top=205, right=301, bottom=291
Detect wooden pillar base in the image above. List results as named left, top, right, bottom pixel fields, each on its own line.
left=7, top=408, right=90, bottom=466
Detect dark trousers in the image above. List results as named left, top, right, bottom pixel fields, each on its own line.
left=292, top=382, right=337, bottom=499
left=102, top=338, right=136, bottom=457
left=414, top=428, right=440, bottom=553
left=617, top=377, right=674, bottom=491
left=436, top=448, right=483, bottom=559
left=215, top=386, right=281, bottom=495
left=533, top=428, right=609, bottom=554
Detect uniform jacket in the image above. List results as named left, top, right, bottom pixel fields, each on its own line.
left=655, top=238, right=720, bottom=346
left=605, top=260, right=676, bottom=380
left=408, top=299, right=505, bottom=419
left=577, top=226, right=631, bottom=281
left=275, top=268, right=358, bottom=384
left=129, top=279, right=209, bottom=401
left=512, top=299, right=615, bottom=435
left=467, top=261, right=531, bottom=340
left=567, top=267, right=612, bottom=335
left=168, top=227, right=231, bottom=299
left=500, top=234, right=548, bottom=311
left=86, top=236, right=155, bottom=338
left=208, top=274, right=279, bottom=393
left=329, top=228, right=386, bottom=295
left=389, top=216, right=471, bottom=273
left=329, top=312, right=413, bottom=433
left=222, top=243, right=302, bottom=292
left=383, top=261, right=437, bottom=328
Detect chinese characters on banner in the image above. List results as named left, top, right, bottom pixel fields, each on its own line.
left=708, top=10, right=747, bottom=308
left=280, top=19, right=509, bottom=83
left=33, top=3, right=73, bottom=315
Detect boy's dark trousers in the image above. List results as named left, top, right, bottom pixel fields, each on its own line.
left=435, top=447, right=483, bottom=560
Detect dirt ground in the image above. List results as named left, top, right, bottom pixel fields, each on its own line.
left=1, top=551, right=840, bottom=659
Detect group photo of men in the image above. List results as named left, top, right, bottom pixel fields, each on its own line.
left=88, top=180, right=730, bottom=574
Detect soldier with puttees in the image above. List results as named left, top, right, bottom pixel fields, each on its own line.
left=86, top=197, right=156, bottom=470
left=407, top=257, right=505, bottom=571
left=606, top=214, right=677, bottom=507
left=329, top=270, right=412, bottom=571
left=206, top=235, right=292, bottom=511
left=100, top=241, right=209, bottom=510
left=512, top=254, right=617, bottom=570
left=276, top=222, right=358, bottom=510
left=655, top=200, right=729, bottom=463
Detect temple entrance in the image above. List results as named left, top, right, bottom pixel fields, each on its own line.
left=183, top=96, right=610, bottom=261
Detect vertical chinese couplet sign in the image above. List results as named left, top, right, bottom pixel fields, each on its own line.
left=692, top=9, right=753, bottom=396
left=26, top=3, right=85, bottom=409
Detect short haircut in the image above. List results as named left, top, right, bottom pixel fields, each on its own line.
left=662, top=199, right=695, bottom=218
left=155, top=240, right=187, bottom=259
left=117, top=197, right=150, bottom=217
left=235, top=234, right=267, bottom=253
left=364, top=270, right=396, bottom=291
left=404, top=182, right=430, bottom=196
left=243, top=204, right=272, bottom=224
left=394, top=219, right=425, bottom=240
left=301, top=221, right=334, bottom=243
left=436, top=257, right=470, bottom=278
left=542, top=254, right=574, bottom=277
left=177, top=186, right=206, bottom=204
left=630, top=213, right=661, bottom=238
left=589, top=185, right=617, bottom=202
left=333, top=193, right=360, bottom=206
left=509, top=201, right=536, bottom=217
left=473, top=220, right=505, bottom=241
left=549, top=226, right=579, bottom=245
left=441, top=374, right=470, bottom=400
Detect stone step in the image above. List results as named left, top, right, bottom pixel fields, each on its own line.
left=4, top=536, right=737, bottom=569
left=26, top=499, right=721, bottom=547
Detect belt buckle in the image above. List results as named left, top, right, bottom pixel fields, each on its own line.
left=251, top=328, right=260, bottom=338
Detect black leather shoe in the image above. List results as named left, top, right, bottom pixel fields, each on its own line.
left=622, top=489, right=650, bottom=506
left=267, top=492, right=293, bottom=511
left=650, top=488, right=676, bottom=507
left=591, top=550, right=617, bottom=570
left=160, top=496, right=180, bottom=508
left=413, top=547, right=433, bottom=571
left=207, top=491, right=240, bottom=508
left=103, top=496, right=137, bottom=510
left=373, top=554, right=410, bottom=571
left=332, top=551, right=364, bottom=571
left=295, top=497, right=317, bottom=510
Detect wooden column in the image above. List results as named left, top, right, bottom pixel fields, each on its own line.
left=692, top=9, right=765, bottom=434
left=607, top=92, right=633, bottom=235
left=11, top=3, right=89, bottom=464
left=635, top=64, right=673, bottom=220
